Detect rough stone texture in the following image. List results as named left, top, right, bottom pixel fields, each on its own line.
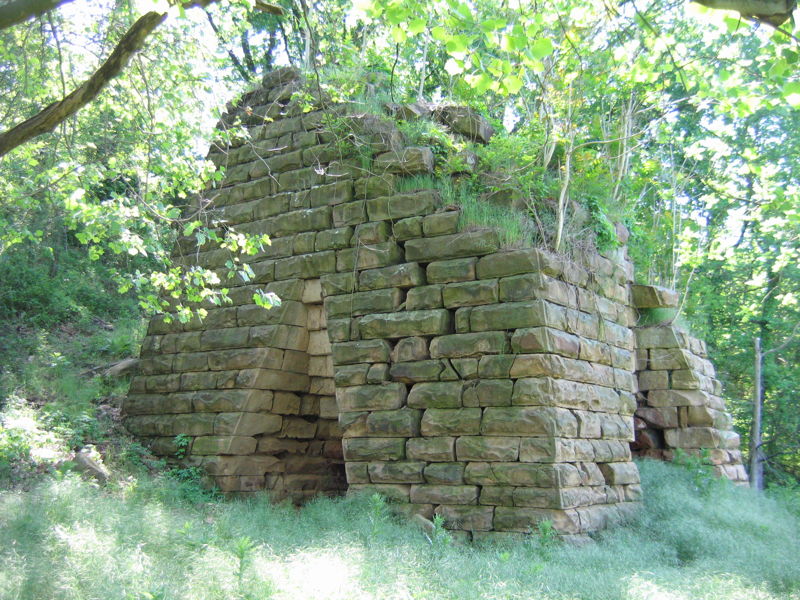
left=126, top=69, right=745, bottom=537
left=632, top=324, right=747, bottom=483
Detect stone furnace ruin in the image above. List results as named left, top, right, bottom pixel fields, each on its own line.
left=124, top=68, right=747, bottom=541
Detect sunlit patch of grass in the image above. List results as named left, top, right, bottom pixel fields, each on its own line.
left=1, top=460, right=799, bottom=600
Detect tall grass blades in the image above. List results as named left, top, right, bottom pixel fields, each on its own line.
left=1, top=460, right=798, bottom=600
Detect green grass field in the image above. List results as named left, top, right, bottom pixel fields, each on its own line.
left=1, top=459, right=798, bottom=600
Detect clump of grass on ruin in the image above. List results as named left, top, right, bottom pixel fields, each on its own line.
left=397, top=174, right=535, bottom=248
left=1, top=459, right=798, bottom=600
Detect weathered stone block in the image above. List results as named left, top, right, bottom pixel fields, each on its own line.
left=125, top=393, right=190, bottom=415
left=424, top=462, right=465, bottom=484
left=481, top=407, right=578, bottom=437
left=192, top=436, right=257, bottom=455
left=406, top=437, right=455, bottom=461
left=636, top=406, right=678, bottom=428
left=638, top=370, right=670, bottom=391
left=191, top=389, right=272, bottom=413
left=685, top=405, right=731, bottom=429
left=359, top=262, right=425, bottom=291
left=332, top=200, right=367, bottom=227
left=462, top=379, right=514, bottom=407
left=336, top=383, right=407, bottom=411
left=303, top=181, right=353, bottom=207
left=469, top=301, right=558, bottom=332
left=200, top=327, right=251, bottom=350
left=368, top=461, right=425, bottom=483
left=373, top=147, right=434, bottom=174
left=406, top=285, right=443, bottom=310
left=405, top=231, right=499, bottom=262
left=421, top=408, right=481, bottom=435
left=410, top=485, right=478, bottom=505
left=631, top=284, right=679, bottom=309
left=510, top=327, right=580, bottom=358
left=360, top=309, right=452, bottom=339
left=423, top=211, right=460, bottom=236
left=429, top=332, right=508, bottom=358
left=664, top=427, right=737, bottom=449
left=598, top=462, right=640, bottom=485
left=366, top=191, right=438, bottom=221
left=325, top=288, right=403, bottom=318
left=336, top=242, right=404, bottom=271
left=214, top=412, right=282, bottom=436
left=343, top=438, right=406, bottom=461
left=393, top=216, right=423, bottom=240
left=280, top=416, right=318, bottom=439
left=456, top=436, right=519, bottom=461
left=574, top=410, right=602, bottom=438
left=354, top=175, right=395, bottom=199
left=391, top=337, right=429, bottom=362
left=390, top=360, right=447, bottom=383
left=407, top=381, right=463, bottom=408
left=320, top=272, right=356, bottom=296
left=477, top=355, right=515, bottom=379
left=647, top=389, right=711, bottom=408
left=236, top=368, right=309, bottom=391
left=476, top=249, right=563, bottom=279
left=366, top=408, right=422, bottom=436
left=332, top=340, right=391, bottom=364
left=366, top=363, right=390, bottom=383
left=635, top=326, right=687, bottom=349
left=316, top=227, right=353, bottom=251
left=451, top=358, right=479, bottom=380
left=435, top=504, right=494, bottom=530
left=201, top=455, right=282, bottom=477
left=346, top=462, right=370, bottom=483
left=427, top=257, right=477, bottom=283
left=442, top=280, right=499, bottom=308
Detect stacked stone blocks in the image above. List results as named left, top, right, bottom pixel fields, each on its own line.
left=124, top=68, right=745, bottom=538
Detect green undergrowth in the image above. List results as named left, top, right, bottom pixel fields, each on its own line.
left=1, top=460, right=798, bottom=600
left=397, top=174, right=536, bottom=248
left=0, top=316, right=145, bottom=484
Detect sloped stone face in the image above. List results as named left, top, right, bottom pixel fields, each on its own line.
left=127, top=70, right=744, bottom=537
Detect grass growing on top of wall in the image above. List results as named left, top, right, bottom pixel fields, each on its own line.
left=397, top=174, right=535, bottom=248
left=1, top=459, right=798, bottom=600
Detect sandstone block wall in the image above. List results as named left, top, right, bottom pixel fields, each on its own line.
left=633, top=323, right=747, bottom=482
left=124, top=67, right=745, bottom=538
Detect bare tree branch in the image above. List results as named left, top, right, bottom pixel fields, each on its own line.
left=0, top=10, right=166, bottom=157
left=0, top=0, right=76, bottom=31
left=0, top=0, right=285, bottom=157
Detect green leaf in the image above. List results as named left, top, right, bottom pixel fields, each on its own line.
left=530, top=37, right=554, bottom=59
left=408, top=18, right=426, bottom=34
left=183, top=220, right=201, bottom=237
left=446, top=35, right=470, bottom=56
left=467, top=72, right=494, bottom=94
left=431, top=26, right=448, bottom=41
left=503, top=74, right=524, bottom=94
left=480, top=18, right=506, bottom=32
left=391, top=26, right=406, bottom=43
left=782, top=81, right=800, bottom=107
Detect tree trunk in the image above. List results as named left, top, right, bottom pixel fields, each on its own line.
left=750, top=336, right=764, bottom=490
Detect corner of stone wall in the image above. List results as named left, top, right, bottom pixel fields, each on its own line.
left=630, top=285, right=747, bottom=483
